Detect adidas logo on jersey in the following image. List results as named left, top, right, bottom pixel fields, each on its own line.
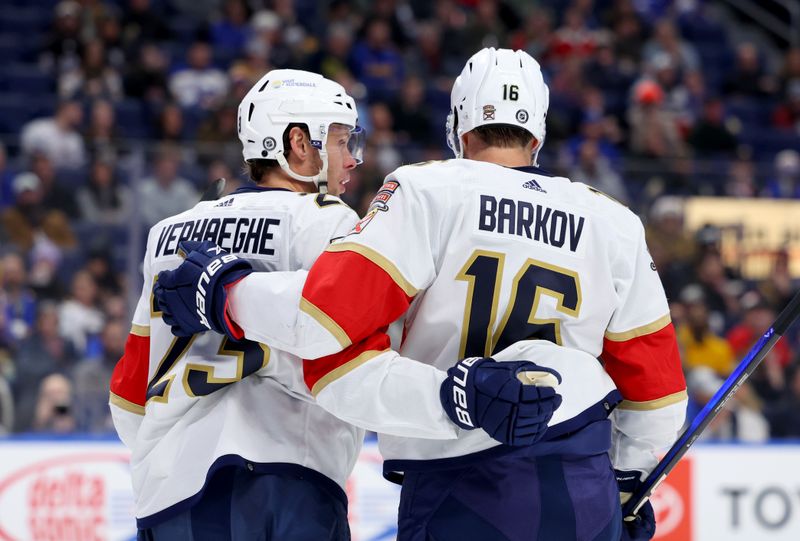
left=522, top=179, right=546, bottom=193
left=214, top=198, right=234, bottom=207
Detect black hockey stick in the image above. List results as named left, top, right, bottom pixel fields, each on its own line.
left=623, top=289, right=800, bottom=519
left=200, top=177, right=227, bottom=202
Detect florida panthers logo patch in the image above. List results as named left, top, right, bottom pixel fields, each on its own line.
left=352, top=181, right=399, bottom=234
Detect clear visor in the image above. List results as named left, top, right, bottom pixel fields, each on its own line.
left=347, top=125, right=366, bottom=165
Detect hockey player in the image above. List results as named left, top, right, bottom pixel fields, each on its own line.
left=155, top=49, right=686, bottom=540
left=109, top=69, right=368, bottom=540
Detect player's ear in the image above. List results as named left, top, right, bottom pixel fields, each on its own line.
left=287, top=126, right=310, bottom=159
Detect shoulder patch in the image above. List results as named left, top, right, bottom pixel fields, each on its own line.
left=351, top=181, right=400, bottom=234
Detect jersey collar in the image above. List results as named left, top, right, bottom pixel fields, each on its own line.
left=511, top=165, right=556, bottom=177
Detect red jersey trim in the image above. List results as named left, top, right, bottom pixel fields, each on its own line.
left=301, top=249, right=414, bottom=346
left=601, top=322, right=686, bottom=402
left=109, top=332, right=150, bottom=410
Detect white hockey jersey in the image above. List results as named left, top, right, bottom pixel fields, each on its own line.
left=226, top=160, right=687, bottom=478
left=109, top=187, right=364, bottom=525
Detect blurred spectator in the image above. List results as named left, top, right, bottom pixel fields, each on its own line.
left=308, top=23, right=355, bottom=81
left=389, top=76, right=433, bottom=146
left=40, top=1, right=83, bottom=74
left=642, top=19, right=699, bottom=74
left=32, top=373, right=76, bottom=433
left=611, top=10, right=646, bottom=73
left=772, top=79, right=800, bottom=133
left=367, top=103, right=402, bottom=174
left=349, top=18, right=404, bottom=103
left=463, top=0, right=510, bottom=52
left=210, top=0, right=251, bottom=56
left=725, top=155, right=757, bottom=198
left=72, top=319, right=126, bottom=432
left=687, top=97, right=738, bottom=157
left=155, top=102, right=186, bottom=142
left=758, top=249, right=797, bottom=312
left=676, top=285, right=736, bottom=376
left=1, top=253, right=37, bottom=347
left=550, top=6, right=597, bottom=60
left=248, top=10, right=293, bottom=69
left=168, top=41, right=230, bottom=110
left=120, top=0, right=169, bottom=55
left=31, top=153, right=80, bottom=219
left=84, top=245, right=124, bottom=300
left=723, top=43, right=777, bottom=98
left=136, top=145, right=198, bottom=228
left=84, top=100, right=121, bottom=156
left=0, top=172, right=76, bottom=252
left=570, top=140, right=629, bottom=204
left=510, top=8, right=554, bottom=61
left=124, top=43, right=170, bottom=103
left=687, top=367, right=769, bottom=442
left=59, top=270, right=105, bottom=356
left=59, top=39, right=124, bottom=101
left=197, top=100, right=240, bottom=167
left=645, top=196, right=696, bottom=266
left=694, top=249, right=740, bottom=329
left=12, top=302, right=77, bottom=432
left=778, top=48, right=800, bottom=94
left=762, top=149, right=800, bottom=198
left=20, top=101, right=86, bottom=170
left=76, top=157, right=132, bottom=225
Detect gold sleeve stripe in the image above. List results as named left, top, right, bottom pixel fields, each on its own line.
left=130, top=324, right=150, bottom=337
left=311, top=348, right=390, bottom=397
left=300, top=298, right=352, bottom=350
left=604, top=314, right=671, bottom=342
left=109, top=392, right=145, bottom=415
left=617, top=390, right=688, bottom=411
left=326, top=242, right=419, bottom=298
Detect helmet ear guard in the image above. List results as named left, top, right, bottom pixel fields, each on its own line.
left=446, top=48, right=549, bottom=165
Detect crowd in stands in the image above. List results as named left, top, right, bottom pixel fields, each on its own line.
left=0, top=0, right=799, bottom=442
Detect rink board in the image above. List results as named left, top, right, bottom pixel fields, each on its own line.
left=0, top=439, right=797, bottom=540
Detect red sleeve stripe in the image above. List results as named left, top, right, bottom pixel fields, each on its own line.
left=109, top=332, right=150, bottom=414
left=617, top=390, right=688, bottom=411
left=605, top=314, right=671, bottom=342
left=326, top=242, right=419, bottom=297
left=601, top=322, right=686, bottom=403
left=304, top=332, right=391, bottom=396
left=301, top=249, right=414, bottom=346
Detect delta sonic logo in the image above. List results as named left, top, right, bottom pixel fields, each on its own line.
left=0, top=452, right=135, bottom=541
left=271, top=79, right=317, bottom=89
left=351, top=181, right=399, bottom=234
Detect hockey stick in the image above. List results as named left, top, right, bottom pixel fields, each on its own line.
left=199, top=177, right=227, bottom=202
left=623, top=289, right=800, bottom=519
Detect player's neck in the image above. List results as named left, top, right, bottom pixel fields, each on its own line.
left=464, top=147, right=532, bottom=168
left=258, top=172, right=316, bottom=193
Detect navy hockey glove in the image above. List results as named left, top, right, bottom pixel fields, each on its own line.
left=439, top=357, right=562, bottom=446
left=153, top=241, right=252, bottom=339
left=617, top=469, right=657, bottom=541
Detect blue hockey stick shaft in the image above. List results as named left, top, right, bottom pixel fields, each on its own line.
left=623, top=289, right=800, bottom=518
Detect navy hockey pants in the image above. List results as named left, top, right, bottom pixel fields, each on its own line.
left=397, top=452, right=621, bottom=541
left=137, top=465, right=350, bottom=541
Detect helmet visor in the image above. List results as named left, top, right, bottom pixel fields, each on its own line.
left=347, top=125, right=366, bottom=165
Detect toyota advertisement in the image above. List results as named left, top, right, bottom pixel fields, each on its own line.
left=0, top=440, right=798, bottom=540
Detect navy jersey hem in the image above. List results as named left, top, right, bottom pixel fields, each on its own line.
left=136, top=457, right=346, bottom=529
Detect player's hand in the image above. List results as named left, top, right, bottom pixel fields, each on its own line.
left=439, top=357, right=562, bottom=446
left=617, top=469, right=657, bottom=541
left=153, top=241, right=253, bottom=339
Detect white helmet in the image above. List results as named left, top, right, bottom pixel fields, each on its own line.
left=238, top=69, right=365, bottom=192
left=446, top=48, right=549, bottom=165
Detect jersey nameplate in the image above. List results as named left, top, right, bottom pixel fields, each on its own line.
left=477, top=194, right=586, bottom=253
left=155, top=217, right=281, bottom=258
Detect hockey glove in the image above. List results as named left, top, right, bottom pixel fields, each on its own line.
left=153, top=241, right=252, bottom=339
left=617, top=469, right=657, bottom=541
left=439, top=357, right=562, bottom=447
